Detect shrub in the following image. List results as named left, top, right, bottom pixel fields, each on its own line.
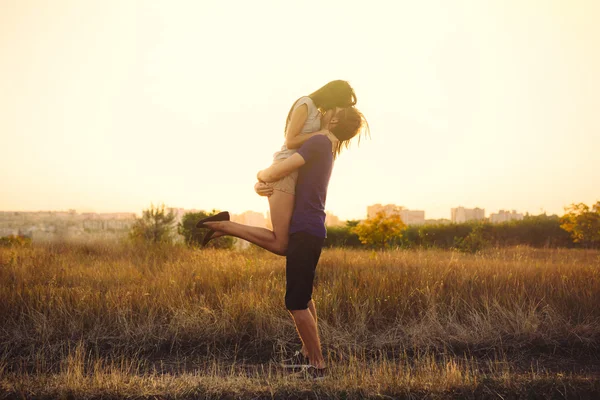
left=0, top=235, right=32, bottom=247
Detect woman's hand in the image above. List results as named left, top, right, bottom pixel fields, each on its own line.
left=254, top=181, right=273, bottom=197
left=314, top=130, right=339, bottom=153
left=326, top=131, right=339, bottom=144
left=321, top=109, right=335, bottom=129
left=324, top=131, right=339, bottom=153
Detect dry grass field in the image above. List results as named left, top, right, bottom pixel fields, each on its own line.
left=1, top=242, right=599, bottom=399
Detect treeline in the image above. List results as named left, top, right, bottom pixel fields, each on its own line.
left=325, top=214, right=577, bottom=251
left=5, top=202, right=596, bottom=252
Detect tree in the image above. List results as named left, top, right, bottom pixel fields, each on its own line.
left=129, top=203, right=177, bottom=244
left=560, top=201, right=600, bottom=248
left=351, top=211, right=406, bottom=249
left=0, top=235, right=31, bottom=247
left=452, top=224, right=490, bottom=253
left=177, top=210, right=234, bottom=249
left=324, top=225, right=362, bottom=248
left=345, top=220, right=360, bottom=229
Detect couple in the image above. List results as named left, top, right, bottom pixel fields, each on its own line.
left=196, top=80, right=367, bottom=379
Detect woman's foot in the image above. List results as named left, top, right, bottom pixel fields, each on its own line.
left=195, top=211, right=230, bottom=229
left=202, top=230, right=214, bottom=247
left=201, top=224, right=228, bottom=247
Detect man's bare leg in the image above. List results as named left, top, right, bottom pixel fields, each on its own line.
left=289, top=308, right=325, bottom=369
left=205, top=191, right=294, bottom=255
left=301, top=300, right=318, bottom=357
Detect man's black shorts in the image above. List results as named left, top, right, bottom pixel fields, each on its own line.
left=285, top=231, right=325, bottom=311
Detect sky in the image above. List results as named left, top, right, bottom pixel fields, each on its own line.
left=1, top=0, right=599, bottom=220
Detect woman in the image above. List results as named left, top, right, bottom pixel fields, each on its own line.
left=197, top=80, right=366, bottom=255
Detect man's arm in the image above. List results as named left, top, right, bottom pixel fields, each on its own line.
left=257, top=153, right=306, bottom=183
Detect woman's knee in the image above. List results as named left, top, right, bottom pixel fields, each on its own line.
left=273, top=243, right=288, bottom=256
left=273, top=237, right=288, bottom=256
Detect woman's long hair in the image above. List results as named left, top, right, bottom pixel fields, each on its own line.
left=330, top=106, right=370, bottom=159
left=309, top=80, right=356, bottom=110
left=284, top=80, right=356, bottom=133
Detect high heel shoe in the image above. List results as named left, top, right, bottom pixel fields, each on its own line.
left=195, top=211, right=230, bottom=229
left=202, top=229, right=216, bottom=247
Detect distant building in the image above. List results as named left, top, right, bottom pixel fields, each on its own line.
left=325, top=212, right=345, bottom=227
left=232, top=211, right=268, bottom=249
left=367, top=204, right=425, bottom=225
left=490, top=209, right=523, bottom=223
left=451, top=207, right=485, bottom=223
left=0, top=228, right=19, bottom=237
left=0, top=209, right=136, bottom=242
left=231, top=211, right=267, bottom=228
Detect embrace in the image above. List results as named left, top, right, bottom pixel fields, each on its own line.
left=196, top=80, right=367, bottom=380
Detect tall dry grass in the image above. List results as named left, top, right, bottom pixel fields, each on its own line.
left=0, top=242, right=599, bottom=398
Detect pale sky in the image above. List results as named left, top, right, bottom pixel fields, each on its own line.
left=1, top=0, right=599, bottom=220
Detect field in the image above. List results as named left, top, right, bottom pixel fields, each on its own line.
left=0, top=242, right=599, bottom=399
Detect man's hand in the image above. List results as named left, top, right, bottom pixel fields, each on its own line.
left=254, top=181, right=273, bottom=197
left=256, top=153, right=306, bottom=183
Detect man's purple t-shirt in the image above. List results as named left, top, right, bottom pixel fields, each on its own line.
left=289, top=135, right=333, bottom=239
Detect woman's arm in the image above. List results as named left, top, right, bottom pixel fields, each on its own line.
left=284, top=103, right=308, bottom=149
left=285, top=106, right=335, bottom=149
left=286, top=129, right=330, bottom=149
left=285, top=104, right=331, bottom=149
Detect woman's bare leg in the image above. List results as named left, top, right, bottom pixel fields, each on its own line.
left=204, top=190, right=294, bottom=256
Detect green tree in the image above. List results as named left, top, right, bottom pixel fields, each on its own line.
left=0, top=235, right=32, bottom=248
left=324, top=225, right=362, bottom=248
left=452, top=224, right=490, bottom=253
left=351, top=211, right=406, bottom=249
left=560, top=201, right=600, bottom=248
left=345, top=220, right=360, bottom=229
left=418, top=223, right=472, bottom=249
left=129, top=203, right=176, bottom=244
left=177, top=210, right=234, bottom=249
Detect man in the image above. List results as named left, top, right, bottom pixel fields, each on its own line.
left=200, top=101, right=374, bottom=378
left=200, top=132, right=335, bottom=378
left=255, top=132, right=335, bottom=378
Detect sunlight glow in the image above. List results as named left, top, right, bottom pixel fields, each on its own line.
left=1, top=0, right=598, bottom=220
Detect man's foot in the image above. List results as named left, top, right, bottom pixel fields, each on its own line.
left=294, top=365, right=328, bottom=381
left=279, top=350, right=310, bottom=370
left=195, top=211, right=230, bottom=229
